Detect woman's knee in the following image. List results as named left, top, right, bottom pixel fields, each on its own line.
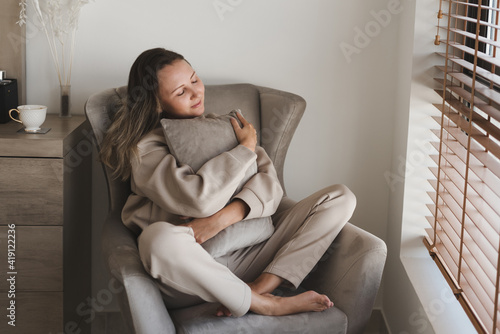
left=321, top=184, right=357, bottom=220
left=335, top=184, right=356, bottom=214
left=139, top=221, right=171, bottom=251
left=138, top=222, right=194, bottom=271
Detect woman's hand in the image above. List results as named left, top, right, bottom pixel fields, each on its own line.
left=231, top=112, right=257, bottom=152
left=181, top=215, right=224, bottom=244
left=180, top=199, right=250, bottom=244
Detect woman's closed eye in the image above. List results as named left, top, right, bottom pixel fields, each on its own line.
left=177, top=80, right=198, bottom=96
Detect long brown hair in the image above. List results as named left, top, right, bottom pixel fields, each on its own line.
left=100, top=48, right=185, bottom=180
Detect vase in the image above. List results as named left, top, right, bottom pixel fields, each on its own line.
left=60, top=84, right=71, bottom=117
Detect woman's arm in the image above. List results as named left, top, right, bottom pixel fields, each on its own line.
left=131, top=129, right=257, bottom=218
left=132, top=114, right=267, bottom=222
left=231, top=112, right=257, bottom=152
left=230, top=112, right=283, bottom=219
left=232, top=146, right=284, bottom=220
left=181, top=199, right=250, bottom=244
left=182, top=147, right=283, bottom=244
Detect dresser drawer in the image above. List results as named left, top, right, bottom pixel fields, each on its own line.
left=0, top=226, right=63, bottom=291
left=0, top=158, right=63, bottom=226
left=0, top=116, right=91, bottom=333
left=0, top=291, right=63, bottom=333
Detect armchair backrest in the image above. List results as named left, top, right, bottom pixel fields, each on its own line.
left=84, top=83, right=306, bottom=212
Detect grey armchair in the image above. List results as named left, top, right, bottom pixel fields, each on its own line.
left=84, top=84, right=387, bottom=334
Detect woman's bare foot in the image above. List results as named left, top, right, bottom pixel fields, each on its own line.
left=248, top=273, right=283, bottom=295
left=216, top=273, right=333, bottom=317
left=250, top=290, right=333, bottom=316
left=215, top=305, right=232, bottom=317
left=216, top=289, right=333, bottom=317
left=216, top=273, right=283, bottom=317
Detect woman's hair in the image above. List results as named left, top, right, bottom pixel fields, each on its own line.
left=99, top=48, right=185, bottom=180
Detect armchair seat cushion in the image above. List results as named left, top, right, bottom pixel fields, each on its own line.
left=169, top=288, right=347, bottom=334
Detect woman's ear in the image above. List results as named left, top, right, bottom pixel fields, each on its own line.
left=156, top=97, right=167, bottom=115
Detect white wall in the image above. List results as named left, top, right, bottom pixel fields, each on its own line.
left=26, top=0, right=412, bottom=327
left=382, top=0, right=436, bottom=332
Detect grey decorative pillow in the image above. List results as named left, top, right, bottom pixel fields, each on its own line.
left=160, top=110, right=274, bottom=258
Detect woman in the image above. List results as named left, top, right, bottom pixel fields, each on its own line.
left=100, top=47, right=356, bottom=318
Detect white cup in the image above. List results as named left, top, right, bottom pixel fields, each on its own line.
left=9, top=105, right=47, bottom=132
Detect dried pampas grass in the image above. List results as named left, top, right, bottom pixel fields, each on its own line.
left=17, top=0, right=92, bottom=86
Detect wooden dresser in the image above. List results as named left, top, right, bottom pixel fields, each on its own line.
left=0, top=115, right=92, bottom=333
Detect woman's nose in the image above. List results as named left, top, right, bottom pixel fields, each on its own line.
left=191, top=87, right=202, bottom=99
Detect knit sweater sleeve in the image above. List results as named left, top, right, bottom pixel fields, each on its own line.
left=129, top=128, right=257, bottom=218
left=232, top=146, right=284, bottom=220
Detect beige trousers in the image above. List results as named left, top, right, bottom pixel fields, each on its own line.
left=138, top=184, right=356, bottom=317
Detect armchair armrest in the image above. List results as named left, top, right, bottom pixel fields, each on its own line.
left=102, top=211, right=176, bottom=334
left=302, top=223, right=387, bottom=334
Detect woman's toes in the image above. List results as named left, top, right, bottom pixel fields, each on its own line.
left=216, top=305, right=232, bottom=317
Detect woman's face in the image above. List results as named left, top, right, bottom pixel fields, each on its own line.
left=157, top=59, right=205, bottom=119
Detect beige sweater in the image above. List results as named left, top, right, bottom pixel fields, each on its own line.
left=121, top=127, right=284, bottom=235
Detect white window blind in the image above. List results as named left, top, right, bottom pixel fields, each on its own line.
left=429, top=0, right=500, bottom=333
